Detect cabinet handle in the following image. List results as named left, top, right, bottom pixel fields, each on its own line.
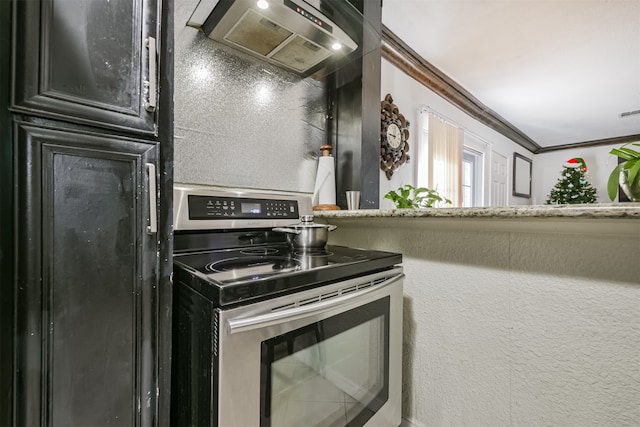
left=146, top=163, right=157, bottom=234
left=145, top=37, right=157, bottom=112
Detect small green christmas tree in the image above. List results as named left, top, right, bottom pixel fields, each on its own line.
left=546, top=158, right=597, bottom=204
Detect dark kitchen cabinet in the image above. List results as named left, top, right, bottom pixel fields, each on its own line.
left=3, top=0, right=174, bottom=426
left=11, top=0, right=160, bottom=135
left=14, top=122, right=160, bottom=426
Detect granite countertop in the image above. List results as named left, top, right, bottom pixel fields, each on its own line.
left=314, top=203, right=640, bottom=219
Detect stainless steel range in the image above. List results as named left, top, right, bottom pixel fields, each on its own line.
left=170, top=184, right=403, bottom=427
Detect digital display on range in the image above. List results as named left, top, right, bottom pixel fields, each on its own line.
left=241, top=202, right=261, bottom=214
left=188, top=195, right=299, bottom=220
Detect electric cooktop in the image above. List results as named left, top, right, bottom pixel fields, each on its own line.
left=173, top=243, right=402, bottom=307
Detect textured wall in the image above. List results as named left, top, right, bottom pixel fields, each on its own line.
left=174, top=0, right=327, bottom=192
left=324, top=217, right=640, bottom=427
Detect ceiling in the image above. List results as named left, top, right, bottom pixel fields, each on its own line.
left=381, top=0, right=640, bottom=151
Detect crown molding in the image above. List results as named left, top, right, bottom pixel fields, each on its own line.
left=380, top=25, right=636, bottom=154
left=535, top=133, right=640, bottom=153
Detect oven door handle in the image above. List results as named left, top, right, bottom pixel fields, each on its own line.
left=226, top=272, right=404, bottom=334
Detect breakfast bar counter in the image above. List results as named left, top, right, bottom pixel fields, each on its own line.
left=314, top=203, right=640, bottom=220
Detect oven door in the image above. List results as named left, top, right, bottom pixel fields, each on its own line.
left=217, top=267, right=403, bottom=427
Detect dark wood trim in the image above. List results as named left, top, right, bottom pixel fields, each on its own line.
left=381, top=25, right=636, bottom=154
left=536, top=133, right=640, bottom=153
left=156, top=0, right=174, bottom=423
left=0, top=0, right=14, bottom=424
left=333, top=0, right=382, bottom=209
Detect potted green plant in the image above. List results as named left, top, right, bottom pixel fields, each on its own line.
left=384, top=184, right=452, bottom=208
left=607, top=142, right=640, bottom=202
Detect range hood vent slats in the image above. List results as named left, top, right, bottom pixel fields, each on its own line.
left=225, top=10, right=293, bottom=57
left=270, top=35, right=331, bottom=72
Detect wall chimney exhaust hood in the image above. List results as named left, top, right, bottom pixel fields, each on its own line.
left=187, top=0, right=360, bottom=76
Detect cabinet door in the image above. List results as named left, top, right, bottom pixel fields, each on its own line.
left=11, top=0, right=159, bottom=135
left=14, top=122, right=159, bottom=426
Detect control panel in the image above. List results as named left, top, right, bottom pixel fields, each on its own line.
left=188, top=195, right=299, bottom=220
left=284, top=0, right=333, bottom=33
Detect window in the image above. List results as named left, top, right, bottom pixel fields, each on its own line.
left=417, top=110, right=463, bottom=206
left=462, top=148, right=483, bottom=207
left=417, top=108, right=490, bottom=207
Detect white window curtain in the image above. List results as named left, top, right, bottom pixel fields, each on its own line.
left=428, top=113, right=463, bottom=206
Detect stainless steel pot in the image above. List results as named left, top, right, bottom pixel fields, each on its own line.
left=273, top=215, right=337, bottom=249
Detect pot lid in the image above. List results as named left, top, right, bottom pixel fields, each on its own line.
left=287, top=214, right=334, bottom=229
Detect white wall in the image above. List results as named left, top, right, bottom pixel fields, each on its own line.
left=532, top=144, right=624, bottom=204
left=380, top=58, right=535, bottom=208
left=326, top=217, right=640, bottom=427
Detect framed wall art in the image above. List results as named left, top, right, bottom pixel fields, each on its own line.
left=513, top=152, right=532, bottom=198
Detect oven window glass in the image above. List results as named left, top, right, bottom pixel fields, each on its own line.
left=260, top=297, right=390, bottom=427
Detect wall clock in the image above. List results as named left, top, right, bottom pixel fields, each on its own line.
left=380, top=93, right=410, bottom=179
